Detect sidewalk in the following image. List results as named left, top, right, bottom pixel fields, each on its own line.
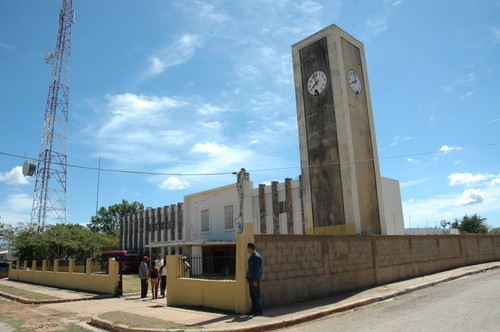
left=3, top=261, right=499, bottom=331
left=0, top=278, right=111, bottom=304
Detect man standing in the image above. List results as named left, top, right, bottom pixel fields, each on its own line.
left=181, top=256, right=191, bottom=277
left=139, top=256, right=149, bottom=298
left=246, top=242, right=263, bottom=315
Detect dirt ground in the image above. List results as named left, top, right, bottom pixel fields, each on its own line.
left=0, top=297, right=96, bottom=331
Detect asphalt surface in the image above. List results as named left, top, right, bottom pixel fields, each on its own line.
left=0, top=261, right=499, bottom=331
left=280, top=268, right=500, bottom=331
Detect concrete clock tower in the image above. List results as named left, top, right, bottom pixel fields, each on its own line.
left=292, top=25, right=385, bottom=235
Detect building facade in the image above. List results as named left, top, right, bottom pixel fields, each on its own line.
left=121, top=176, right=404, bottom=259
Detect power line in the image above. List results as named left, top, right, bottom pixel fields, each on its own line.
left=1, top=142, right=499, bottom=177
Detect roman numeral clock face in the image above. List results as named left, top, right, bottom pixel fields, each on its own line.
left=307, top=71, right=328, bottom=96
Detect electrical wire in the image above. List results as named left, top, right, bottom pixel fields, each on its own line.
left=1, top=142, right=499, bottom=177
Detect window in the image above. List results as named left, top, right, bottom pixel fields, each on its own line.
left=224, top=205, right=234, bottom=230
left=201, top=209, right=210, bottom=232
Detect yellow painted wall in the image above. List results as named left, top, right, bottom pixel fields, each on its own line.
left=8, top=259, right=120, bottom=295
left=166, top=222, right=255, bottom=313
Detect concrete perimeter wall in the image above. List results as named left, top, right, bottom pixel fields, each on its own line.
left=256, top=234, right=500, bottom=307
left=8, top=259, right=120, bottom=295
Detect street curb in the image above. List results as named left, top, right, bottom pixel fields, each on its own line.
left=89, top=264, right=500, bottom=332
left=0, top=291, right=114, bottom=305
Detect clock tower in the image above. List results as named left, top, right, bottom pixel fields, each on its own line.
left=292, top=25, right=385, bottom=235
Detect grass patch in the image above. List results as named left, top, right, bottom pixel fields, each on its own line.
left=122, top=274, right=142, bottom=294
left=98, top=311, right=199, bottom=329
left=61, top=323, right=92, bottom=331
left=0, top=284, right=59, bottom=300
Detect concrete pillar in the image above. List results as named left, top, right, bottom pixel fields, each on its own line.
left=69, top=259, right=75, bottom=273
left=170, top=204, right=176, bottom=241
left=86, top=259, right=92, bottom=275
left=258, top=184, right=266, bottom=234
left=54, top=260, right=59, bottom=273
left=42, top=260, right=47, bottom=272
left=177, top=203, right=183, bottom=240
left=285, top=178, right=294, bottom=234
left=271, top=181, right=279, bottom=234
left=157, top=207, right=162, bottom=242
left=299, top=175, right=306, bottom=234
left=162, top=206, right=168, bottom=242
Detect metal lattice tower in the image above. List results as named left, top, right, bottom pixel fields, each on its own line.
left=31, top=0, right=74, bottom=229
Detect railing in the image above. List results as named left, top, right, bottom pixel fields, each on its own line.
left=74, top=259, right=87, bottom=274
left=58, top=259, right=70, bottom=272
left=34, top=260, right=43, bottom=271
left=181, top=255, right=236, bottom=280
left=92, top=257, right=108, bottom=274
left=46, top=260, right=54, bottom=272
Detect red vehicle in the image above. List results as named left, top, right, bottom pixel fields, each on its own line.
left=101, top=250, right=141, bottom=273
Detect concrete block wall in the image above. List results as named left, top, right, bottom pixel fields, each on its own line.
left=256, top=234, right=500, bottom=307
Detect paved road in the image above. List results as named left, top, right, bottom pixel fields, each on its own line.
left=280, top=269, right=500, bottom=332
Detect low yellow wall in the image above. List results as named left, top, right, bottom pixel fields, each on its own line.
left=166, top=222, right=255, bottom=313
left=8, top=259, right=120, bottom=295
left=166, top=264, right=236, bottom=311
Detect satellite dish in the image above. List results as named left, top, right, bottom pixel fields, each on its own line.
left=22, top=160, right=36, bottom=177
left=440, top=219, right=449, bottom=228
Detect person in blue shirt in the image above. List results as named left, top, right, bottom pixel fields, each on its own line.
left=246, top=242, right=263, bottom=315
left=138, top=256, right=149, bottom=298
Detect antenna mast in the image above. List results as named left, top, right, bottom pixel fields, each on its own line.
left=31, top=0, right=74, bottom=229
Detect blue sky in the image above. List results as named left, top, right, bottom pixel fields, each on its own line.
left=1, top=0, right=499, bottom=229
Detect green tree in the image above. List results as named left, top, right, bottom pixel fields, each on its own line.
left=87, top=200, right=144, bottom=235
left=12, top=224, right=49, bottom=261
left=452, top=214, right=489, bottom=234
left=0, top=222, right=14, bottom=250
left=11, top=223, right=121, bottom=261
left=489, top=227, right=500, bottom=234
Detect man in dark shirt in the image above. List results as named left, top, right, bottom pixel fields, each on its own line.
left=246, top=242, right=263, bottom=315
left=139, top=256, right=149, bottom=298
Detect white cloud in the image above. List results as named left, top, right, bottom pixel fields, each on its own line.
left=400, top=178, right=427, bottom=188
left=0, top=166, right=29, bottom=185
left=490, top=26, right=500, bottom=45
left=488, top=118, right=500, bottom=124
left=455, top=188, right=486, bottom=206
left=0, top=42, right=16, bottom=51
left=390, top=135, right=412, bottom=147
left=460, top=88, right=477, bottom=99
left=176, top=1, right=231, bottom=24
left=439, top=145, right=462, bottom=153
left=89, top=93, right=191, bottom=165
left=448, top=172, right=489, bottom=186
left=442, top=86, right=453, bottom=93
left=448, top=172, right=500, bottom=187
left=295, top=1, right=323, bottom=14
left=366, top=16, right=388, bottom=34
left=197, top=104, right=228, bottom=115
left=0, top=193, right=32, bottom=225
left=198, top=121, right=222, bottom=131
left=384, top=0, right=404, bottom=6
left=143, top=34, right=202, bottom=79
left=159, top=176, right=190, bottom=190
left=191, top=142, right=228, bottom=155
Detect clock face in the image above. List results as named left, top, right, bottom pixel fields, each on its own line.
left=307, top=71, right=328, bottom=96
left=347, top=69, right=362, bottom=94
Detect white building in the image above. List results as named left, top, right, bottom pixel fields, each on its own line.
left=121, top=175, right=404, bottom=261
